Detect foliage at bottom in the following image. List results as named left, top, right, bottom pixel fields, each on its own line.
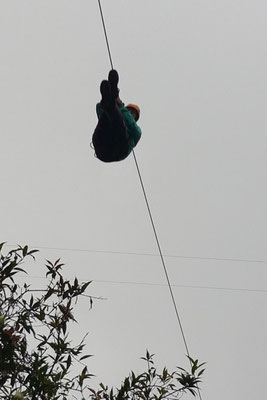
left=0, top=244, right=205, bottom=399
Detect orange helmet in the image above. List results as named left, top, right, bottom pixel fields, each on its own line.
left=126, top=104, right=140, bottom=121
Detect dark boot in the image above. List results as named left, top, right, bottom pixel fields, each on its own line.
left=108, top=69, right=119, bottom=99
left=100, top=80, right=115, bottom=111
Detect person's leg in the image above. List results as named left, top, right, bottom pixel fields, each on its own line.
left=99, top=72, right=126, bottom=141
left=100, top=80, right=115, bottom=112
left=93, top=107, right=130, bottom=162
left=93, top=113, right=117, bottom=162
left=108, top=69, right=119, bottom=100
left=92, top=72, right=130, bottom=162
left=107, top=70, right=130, bottom=147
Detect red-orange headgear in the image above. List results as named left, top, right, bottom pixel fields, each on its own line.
left=126, top=104, right=140, bottom=121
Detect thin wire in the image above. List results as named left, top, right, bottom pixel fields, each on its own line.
left=132, top=150, right=190, bottom=356
left=28, top=289, right=106, bottom=300
left=7, top=244, right=266, bottom=264
left=133, top=150, right=204, bottom=400
left=97, top=3, right=201, bottom=397
left=16, top=274, right=267, bottom=294
left=93, top=280, right=267, bottom=294
left=97, top=0, right=114, bottom=69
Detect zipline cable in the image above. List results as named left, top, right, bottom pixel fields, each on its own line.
left=96, top=2, right=202, bottom=398
left=97, top=0, right=114, bottom=69
left=96, top=0, right=190, bottom=357
left=132, top=150, right=190, bottom=357
left=132, top=150, right=202, bottom=394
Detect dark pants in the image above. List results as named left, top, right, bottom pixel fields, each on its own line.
left=92, top=105, right=130, bottom=163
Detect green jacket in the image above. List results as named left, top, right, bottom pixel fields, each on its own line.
left=96, top=102, right=142, bottom=154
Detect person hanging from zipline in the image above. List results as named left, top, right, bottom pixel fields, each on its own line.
left=92, top=70, right=142, bottom=162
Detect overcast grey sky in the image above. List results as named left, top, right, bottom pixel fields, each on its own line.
left=1, top=1, right=267, bottom=399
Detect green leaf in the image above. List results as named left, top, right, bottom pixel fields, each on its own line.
left=0, top=242, right=6, bottom=251
left=198, top=368, right=205, bottom=377
left=22, top=245, right=28, bottom=257
left=80, top=354, right=92, bottom=361
left=191, top=360, right=198, bottom=374
left=162, top=367, right=168, bottom=381
left=82, top=281, right=92, bottom=292
left=81, top=366, right=87, bottom=375
left=67, top=354, right=72, bottom=369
